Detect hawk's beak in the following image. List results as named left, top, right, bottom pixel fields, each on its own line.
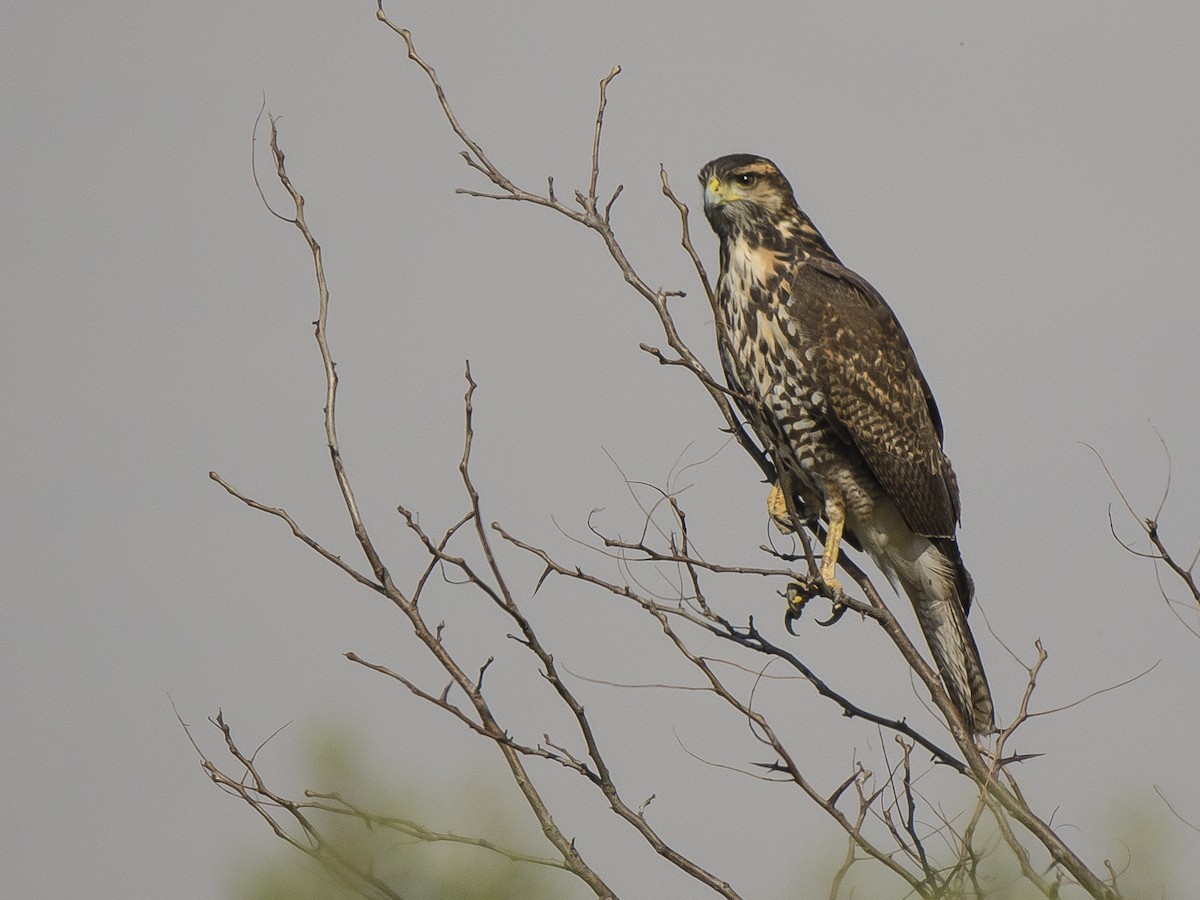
left=703, top=175, right=725, bottom=213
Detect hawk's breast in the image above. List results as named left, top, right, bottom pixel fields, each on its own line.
left=717, top=241, right=832, bottom=481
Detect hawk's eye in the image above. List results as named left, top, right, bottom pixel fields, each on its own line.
left=735, top=173, right=758, bottom=187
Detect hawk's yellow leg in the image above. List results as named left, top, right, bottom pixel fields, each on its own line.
left=818, top=489, right=846, bottom=597
left=770, top=481, right=813, bottom=622
left=775, top=481, right=847, bottom=629
left=767, top=482, right=793, bottom=533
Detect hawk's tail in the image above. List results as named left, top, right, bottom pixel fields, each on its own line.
left=895, top=539, right=995, bottom=734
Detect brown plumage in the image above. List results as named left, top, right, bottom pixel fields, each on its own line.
left=700, top=153, right=994, bottom=733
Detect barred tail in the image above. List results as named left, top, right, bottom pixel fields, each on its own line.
left=894, top=539, right=995, bottom=734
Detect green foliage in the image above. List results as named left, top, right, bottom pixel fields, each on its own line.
left=808, top=798, right=1180, bottom=900
left=227, top=718, right=1187, bottom=899
left=229, top=719, right=578, bottom=900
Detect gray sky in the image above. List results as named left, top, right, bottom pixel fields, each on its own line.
left=3, top=2, right=1199, bottom=897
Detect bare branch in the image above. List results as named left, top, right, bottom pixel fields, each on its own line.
left=260, top=116, right=398, bottom=596
left=1154, top=784, right=1200, bottom=834
left=659, top=167, right=715, bottom=311
left=306, top=790, right=574, bottom=871
left=208, top=471, right=384, bottom=595
left=1087, top=440, right=1199, bottom=610
left=588, top=66, right=622, bottom=208
left=197, top=713, right=408, bottom=900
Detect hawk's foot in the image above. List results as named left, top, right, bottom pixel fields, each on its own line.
left=784, top=577, right=848, bottom=633
left=816, top=569, right=848, bottom=626
left=768, top=483, right=818, bottom=535
left=783, top=581, right=818, bottom=635
left=819, top=570, right=844, bottom=598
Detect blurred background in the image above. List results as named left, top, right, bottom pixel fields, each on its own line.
left=2, top=2, right=1198, bottom=897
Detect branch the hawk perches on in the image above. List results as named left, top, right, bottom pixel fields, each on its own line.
left=700, top=154, right=994, bottom=734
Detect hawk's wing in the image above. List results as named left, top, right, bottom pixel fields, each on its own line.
left=788, top=256, right=961, bottom=539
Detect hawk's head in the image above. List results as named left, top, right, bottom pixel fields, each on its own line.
left=699, top=154, right=836, bottom=260
left=699, top=154, right=798, bottom=237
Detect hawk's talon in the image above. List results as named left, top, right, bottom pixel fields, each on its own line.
left=783, top=581, right=818, bottom=635
left=784, top=579, right=848, bottom=633
left=817, top=600, right=848, bottom=627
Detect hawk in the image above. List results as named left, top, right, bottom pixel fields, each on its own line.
left=700, top=153, right=994, bottom=734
